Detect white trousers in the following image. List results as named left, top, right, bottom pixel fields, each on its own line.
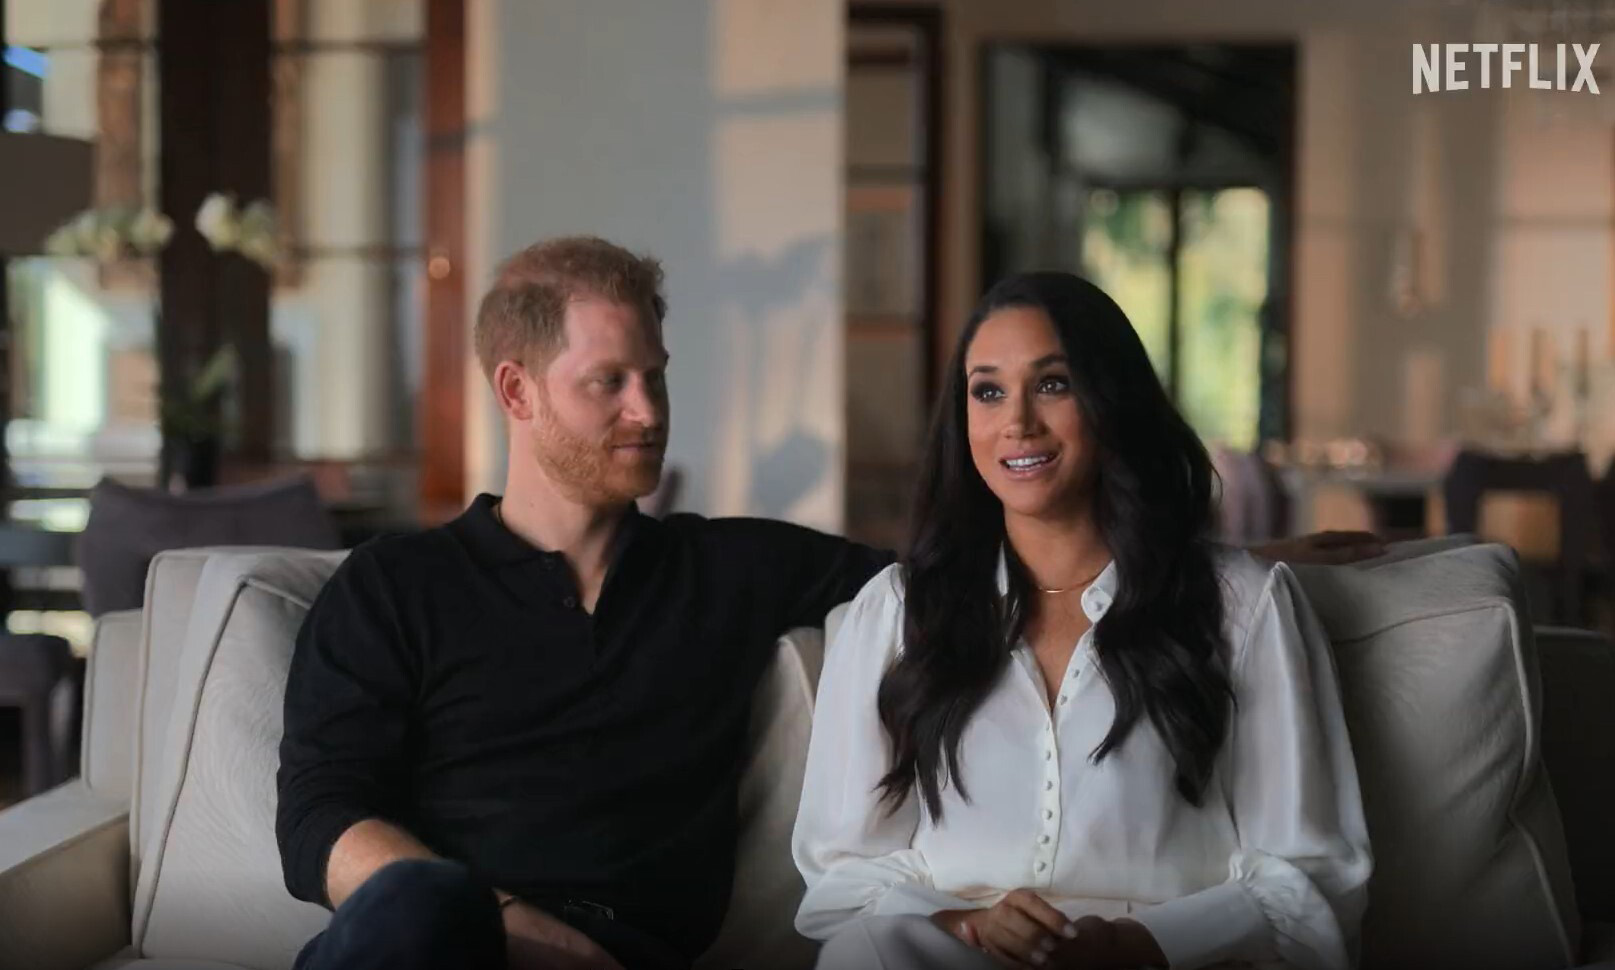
left=813, top=915, right=1002, bottom=970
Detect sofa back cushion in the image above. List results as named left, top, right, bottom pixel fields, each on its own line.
left=132, top=547, right=833, bottom=970
left=696, top=625, right=824, bottom=970
left=132, top=550, right=345, bottom=967
left=132, top=548, right=225, bottom=883
left=1292, top=542, right=1580, bottom=969
left=76, top=475, right=341, bottom=617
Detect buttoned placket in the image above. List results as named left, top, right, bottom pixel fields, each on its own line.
left=1029, top=580, right=1113, bottom=887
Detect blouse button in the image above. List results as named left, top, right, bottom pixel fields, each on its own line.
left=562, top=596, right=578, bottom=609
left=1058, top=694, right=1068, bottom=705
left=1039, top=835, right=1051, bottom=844
left=1035, top=861, right=1048, bottom=872
left=1044, top=780, right=1054, bottom=791
left=1044, top=749, right=1052, bottom=760
left=1044, top=809, right=1054, bottom=820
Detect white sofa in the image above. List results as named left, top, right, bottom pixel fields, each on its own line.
left=0, top=539, right=1611, bottom=970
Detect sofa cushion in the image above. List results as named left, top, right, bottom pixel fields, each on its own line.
left=1292, top=542, right=1580, bottom=969
left=131, top=548, right=346, bottom=887
left=696, top=625, right=824, bottom=970
left=132, top=551, right=345, bottom=968
left=75, top=475, right=341, bottom=618
left=132, top=549, right=259, bottom=885
left=132, top=547, right=836, bottom=970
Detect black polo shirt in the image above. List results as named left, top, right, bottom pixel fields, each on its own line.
left=275, top=494, right=893, bottom=957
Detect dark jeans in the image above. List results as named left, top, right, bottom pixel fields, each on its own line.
left=294, top=859, right=690, bottom=970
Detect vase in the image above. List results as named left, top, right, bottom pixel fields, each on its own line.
left=159, top=435, right=220, bottom=493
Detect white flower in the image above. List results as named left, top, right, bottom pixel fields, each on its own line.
left=93, top=223, right=123, bottom=262
left=235, top=199, right=281, bottom=269
left=129, top=207, right=174, bottom=253
left=195, top=192, right=240, bottom=250
left=237, top=234, right=280, bottom=269
left=44, top=224, right=82, bottom=257
left=72, top=210, right=103, bottom=251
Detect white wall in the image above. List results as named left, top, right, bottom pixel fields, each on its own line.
left=464, top=0, right=846, bottom=529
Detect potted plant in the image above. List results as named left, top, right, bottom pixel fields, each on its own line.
left=43, top=193, right=280, bottom=491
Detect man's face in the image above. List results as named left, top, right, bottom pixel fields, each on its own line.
left=523, top=297, right=670, bottom=505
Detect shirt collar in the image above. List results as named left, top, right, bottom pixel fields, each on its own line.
left=453, top=492, right=647, bottom=568
left=996, top=546, right=1118, bottom=623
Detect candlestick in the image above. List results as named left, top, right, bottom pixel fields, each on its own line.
left=1575, top=326, right=1590, bottom=394
left=1488, top=328, right=1511, bottom=394
left=1530, top=327, right=1553, bottom=400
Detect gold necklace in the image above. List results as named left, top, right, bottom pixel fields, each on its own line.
left=1036, top=564, right=1106, bottom=595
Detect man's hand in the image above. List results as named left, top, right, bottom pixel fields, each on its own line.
left=503, top=900, right=625, bottom=970
left=932, top=889, right=1073, bottom=967
left=1252, top=530, right=1385, bottom=565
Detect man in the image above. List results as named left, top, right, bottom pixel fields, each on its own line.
left=278, top=236, right=892, bottom=970
left=277, top=236, right=1380, bottom=970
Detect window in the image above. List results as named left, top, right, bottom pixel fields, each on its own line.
left=270, top=0, right=425, bottom=463
left=4, top=0, right=161, bottom=500
left=844, top=7, right=940, bottom=549
left=984, top=44, right=1296, bottom=451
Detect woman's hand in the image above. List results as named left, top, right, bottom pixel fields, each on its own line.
left=1048, top=916, right=1167, bottom=969
left=932, top=889, right=1075, bottom=967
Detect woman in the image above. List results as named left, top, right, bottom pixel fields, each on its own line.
left=792, top=273, right=1371, bottom=970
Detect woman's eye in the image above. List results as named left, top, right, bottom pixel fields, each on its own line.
left=969, top=383, right=1003, bottom=402
left=1037, top=375, right=1070, bottom=394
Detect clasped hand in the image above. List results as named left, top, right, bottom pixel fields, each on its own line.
left=931, top=890, right=1166, bottom=969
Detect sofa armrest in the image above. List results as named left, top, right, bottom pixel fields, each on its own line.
left=82, top=609, right=143, bottom=802
left=0, top=780, right=131, bottom=970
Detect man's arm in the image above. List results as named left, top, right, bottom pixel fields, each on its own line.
left=276, top=548, right=420, bottom=907
left=323, top=818, right=437, bottom=908
left=731, top=519, right=898, bottom=630
left=326, top=818, right=622, bottom=969
left=276, top=551, right=621, bottom=968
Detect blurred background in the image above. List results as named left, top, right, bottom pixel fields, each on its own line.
left=3, top=0, right=1615, bottom=798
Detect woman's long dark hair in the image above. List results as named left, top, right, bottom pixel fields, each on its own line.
left=877, top=271, right=1231, bottom=819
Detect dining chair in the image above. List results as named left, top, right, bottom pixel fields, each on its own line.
left=1212, top=447, right=1290, bottom=546
left=1443, top=449, right=1597, bottom=625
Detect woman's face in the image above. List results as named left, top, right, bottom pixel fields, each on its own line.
left=964, top=305, right=1096, bottom=522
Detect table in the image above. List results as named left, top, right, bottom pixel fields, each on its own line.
left=1278, top=466, right=1446, bottom=539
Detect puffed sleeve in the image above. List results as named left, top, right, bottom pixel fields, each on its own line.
left=1130, top=563, right=1373, bottom=970
left=791, top=564, right=978, bottom=941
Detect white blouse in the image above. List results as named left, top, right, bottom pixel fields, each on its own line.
left=792, top=550, right=1372, bottom=970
